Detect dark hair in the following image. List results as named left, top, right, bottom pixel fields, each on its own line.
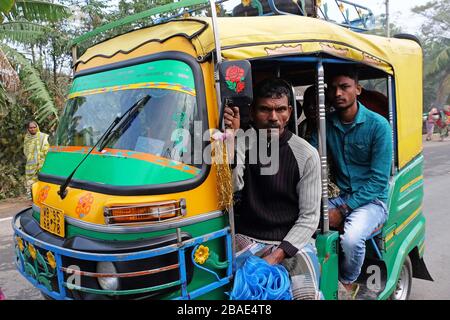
left=253, top=78, right=292, bottom=103
left=303, top=85, right=316, bottom=107
left=27, top=120, right=38, bottom=128
left=326, top=65, right=359, bottom=83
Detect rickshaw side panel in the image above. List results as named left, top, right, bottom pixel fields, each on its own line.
left=316, top=231, right=339, bottom=300
left=390, top=39, right=423, bottom=169
left=380, top=155, right=429, bottom=299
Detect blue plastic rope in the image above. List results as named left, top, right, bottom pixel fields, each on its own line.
left=230, top=255, right=292, bottom=300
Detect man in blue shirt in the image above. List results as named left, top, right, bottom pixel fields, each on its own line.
left=311, top=66, right=392, bottom=299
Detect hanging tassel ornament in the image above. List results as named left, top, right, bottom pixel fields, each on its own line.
left=211, top=130, right=234, bottom=210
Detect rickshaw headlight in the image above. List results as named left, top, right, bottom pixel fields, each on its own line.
left=96, top=262, right=119, bottom=291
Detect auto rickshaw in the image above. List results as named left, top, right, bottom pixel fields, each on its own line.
left=13, top=0, right=432, bottom=300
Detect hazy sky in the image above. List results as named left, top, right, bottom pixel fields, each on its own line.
left=104, top=0, right=429, bottom=34
left=361, top=0, right=427, bottom=33
left=221, top=0, right=428, bottom=34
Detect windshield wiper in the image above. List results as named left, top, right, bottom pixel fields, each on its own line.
left=57, top=95, right=151, bottom=199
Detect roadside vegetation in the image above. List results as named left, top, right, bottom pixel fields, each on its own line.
left=0, top=0, right=448, bottom=199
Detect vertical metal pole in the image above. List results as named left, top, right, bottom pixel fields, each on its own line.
left=292, top=86, right=299, bottom=136
left=388, top=76, right=396, bottom=175
left=55, top=253, right=67, bottom=299
left=176, top=227, right=188, bottom=299
left=317, top=62, right=329, bottom=234
left=71, top=46, right=77, bottom=76
left=210, top=0, right=223, bottom=108
left=209, top=0, right=236, bottom=274
left=385, top=0, right=390, bottom=37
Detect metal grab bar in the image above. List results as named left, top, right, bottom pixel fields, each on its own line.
left=13, top=211, right=233, bottom=300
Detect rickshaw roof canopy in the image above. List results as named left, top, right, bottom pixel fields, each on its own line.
left=76, top=15, right=422, bottom=76
left=75, top=15, right=423, bottom=169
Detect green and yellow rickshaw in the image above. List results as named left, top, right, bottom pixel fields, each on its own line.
left=13, top=0, right=432, bottom=300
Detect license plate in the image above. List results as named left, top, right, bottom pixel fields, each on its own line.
left=40, top=205, right=65, bottom=238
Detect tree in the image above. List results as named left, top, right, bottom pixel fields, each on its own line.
left=0, top=1, right=71, bottom=199
left=412, top=0, right=450, bottom=109
left=0, top=0, right=70, bottom=127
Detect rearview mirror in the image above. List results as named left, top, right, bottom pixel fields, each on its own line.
left=219, top=60, right=253, bottom=109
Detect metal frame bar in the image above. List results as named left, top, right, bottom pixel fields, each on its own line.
left=387, top=75, right=397, bottom=175
left=13, top=212, right=232, bottom=300
left=267, top=0, right=305, bottom=16
left=368, top=229, right=383, bottom=260
left=60, top=264, right=179, bottom=278
left=332, top=0, right=373, bottom=31
left=335, top=0, right=351, bottom=26
left=317, top=61, right=329, bottom=234
left=209, top=0, right=237, bottom=274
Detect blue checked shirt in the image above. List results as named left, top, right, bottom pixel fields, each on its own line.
left=310, top=102, right=392, bottom=210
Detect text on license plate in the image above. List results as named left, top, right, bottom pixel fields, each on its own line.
left=40, top=205, right=65, bottom=238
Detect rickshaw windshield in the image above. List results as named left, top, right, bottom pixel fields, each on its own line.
left=55, top=59, right=200, bottom=168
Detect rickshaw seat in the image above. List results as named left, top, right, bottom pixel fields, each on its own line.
left=359, top=88, right=389, bottom=119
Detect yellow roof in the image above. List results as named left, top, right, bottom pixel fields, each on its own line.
left=76, top=15, right=423, bottom=168
left=77, top=15, right=421, bottom=75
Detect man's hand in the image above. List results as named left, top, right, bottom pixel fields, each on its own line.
left=329, top=208, right=344, bottom=229
left=223, top=106, right=240, bottom=131
left=263, top=248, right=286, bottom=265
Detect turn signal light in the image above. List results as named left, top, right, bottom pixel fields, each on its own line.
left=104, top=199, right=186, bottom=225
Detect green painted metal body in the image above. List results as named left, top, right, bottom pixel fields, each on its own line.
left=314, top=155, right=426, bottom=300
left=316, top=231, right=339, bottom=300
left=378, top=155, right=426, bottom=299
left=41, top=151, right=197, bottom=186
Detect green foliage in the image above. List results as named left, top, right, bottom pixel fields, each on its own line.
left=1, top=44, right=58, bottom=127
left=365, top=13, right=402, bottom=37
left=7, top=0, right=70, bottom=23
left=0, top=83, right=9, bottom=117
left=71, top=0, right=211, bottom=52
left=0, top=0, right=15, bottom=16
left=0, top=163, right=26, bottom=199
left=412, top=0, right=450, bottom=109
left=0, top=21, right=52, bottom=44
left=0, top=101, right=33, bottom=200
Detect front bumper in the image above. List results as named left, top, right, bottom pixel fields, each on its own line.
left=12, top=208, right=232, bottom=300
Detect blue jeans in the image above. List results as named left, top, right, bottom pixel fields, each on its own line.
left=329, top=194, right=388, bottom=284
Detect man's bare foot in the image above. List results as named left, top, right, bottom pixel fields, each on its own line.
left=343, top=283, right=354, bottom=291
left=338, top=282, right=360, bottom=300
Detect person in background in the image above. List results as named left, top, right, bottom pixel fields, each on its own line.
left=425, top=107, right=440, bottom=141
left=436, top=106, right=450, bottom=142
left=23, top=121, right=49, bottom=199
left=299, top=85, right=340, bottom=199
left=298, top=85, right=318, bottom=142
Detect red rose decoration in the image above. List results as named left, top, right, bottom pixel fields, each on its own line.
left=226, top=66, right=245, bottom=83
left=236, top=81, right=245, bottom=93
left=225, top=65, right=246, bottom=93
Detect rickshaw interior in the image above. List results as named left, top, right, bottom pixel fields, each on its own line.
left=236, top=54, right=395, bottom=298
left=240, top=54, right=392, bottom=137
